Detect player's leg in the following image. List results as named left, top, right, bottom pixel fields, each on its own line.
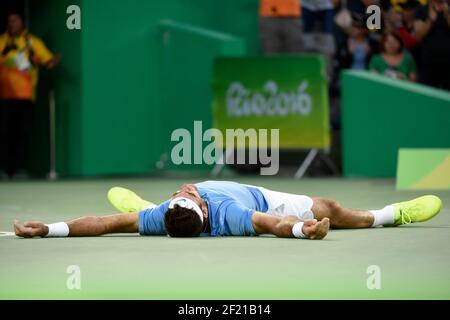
left=311, top=195, right=443, bottom=229
left=311, top=197, right=374, bottom=228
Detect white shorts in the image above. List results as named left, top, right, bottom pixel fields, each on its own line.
left=256, top=187, right=315, bottom=220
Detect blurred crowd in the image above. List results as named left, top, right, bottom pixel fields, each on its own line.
left=259, top=0, right=449, bottom=175
left=259, top=0, right=450, bottom=91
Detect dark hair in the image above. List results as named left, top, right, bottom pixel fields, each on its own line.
left=381, top=32, right=404, bottom=54
left=7, top=11, right=24, bottom=22
left=164, top=205, right=203, bottom=237
left=351, top=12, right=366, bottom=28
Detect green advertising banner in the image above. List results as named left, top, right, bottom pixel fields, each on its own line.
left=397, top=149, right=450, bottom=190
left=212, top=55, right=330, bottom=149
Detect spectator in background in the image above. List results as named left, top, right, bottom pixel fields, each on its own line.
left=334, top=0, right=380, bottom=35
left=384, top=1, right=420, bottom=65
left=346, top=16, right=371, bottom=69
left=391, top=0, right=428, bottom=12
left=334, top=1, right=381, bottom=75
left=259, top=0, right=303, bottom=54
left=0, top=12, right=60, bottom=179
left=347, top=0, right=383, bottom=47
left=302, top=0, right=336, bottom=34
left=301, top=0, right=337, bottom=79
left=369, top=31, right=417, bottom=81
left=347, top=0, right=381, bottom=15
left=386, top=0, right=421, bottom=64
left=414, top=0, right=450, bottom=90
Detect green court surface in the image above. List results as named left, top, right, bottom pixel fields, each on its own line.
left=1, top=177, right=449, bottom=299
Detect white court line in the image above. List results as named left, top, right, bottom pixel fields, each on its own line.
left=0, top=232, right=15, bottom=237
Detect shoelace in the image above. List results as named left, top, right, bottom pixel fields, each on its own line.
left=399, top=209, right=412, bottom=224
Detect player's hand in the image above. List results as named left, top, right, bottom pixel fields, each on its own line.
left=302, top=218, right=330, bottom=240
left=13, top=220, right=49, bottom=238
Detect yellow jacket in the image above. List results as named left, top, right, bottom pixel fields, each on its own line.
left=0, top=31, right=53, bottom=100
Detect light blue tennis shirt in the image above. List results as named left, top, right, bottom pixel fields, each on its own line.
left=138, top=181, right=268, bottom=236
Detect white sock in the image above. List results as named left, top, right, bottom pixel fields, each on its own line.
left=369, top=205, right=395, bottom=227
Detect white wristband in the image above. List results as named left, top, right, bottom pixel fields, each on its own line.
left=45, top=222, right=70, bottom=237
left=292, top=222, right=307, bottom=239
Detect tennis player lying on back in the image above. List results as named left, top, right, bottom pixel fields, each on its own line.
left=13, top=180, right=442, bottom=240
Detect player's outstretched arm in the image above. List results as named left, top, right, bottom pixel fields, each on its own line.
left=13, top=213, right=139, bottom=238
left=251, top=212, right=330, bottom=240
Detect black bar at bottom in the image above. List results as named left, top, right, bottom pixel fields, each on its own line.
left=0, top=300, right=447, bottom=318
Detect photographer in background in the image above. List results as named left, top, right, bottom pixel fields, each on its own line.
left=0, top=12, right=60, bottom=179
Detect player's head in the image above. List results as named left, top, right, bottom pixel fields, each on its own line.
left=164, top=184, right=207, bottom=237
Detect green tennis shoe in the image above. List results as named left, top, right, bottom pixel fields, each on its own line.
left=392, top=195, right=442, bottom=226
left=107, top=187, right=156, bottom=213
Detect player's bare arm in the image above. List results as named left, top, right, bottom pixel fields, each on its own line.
left=13, top=213, right=138, bottom=238
left=251, top=212, right=330, bottom=240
